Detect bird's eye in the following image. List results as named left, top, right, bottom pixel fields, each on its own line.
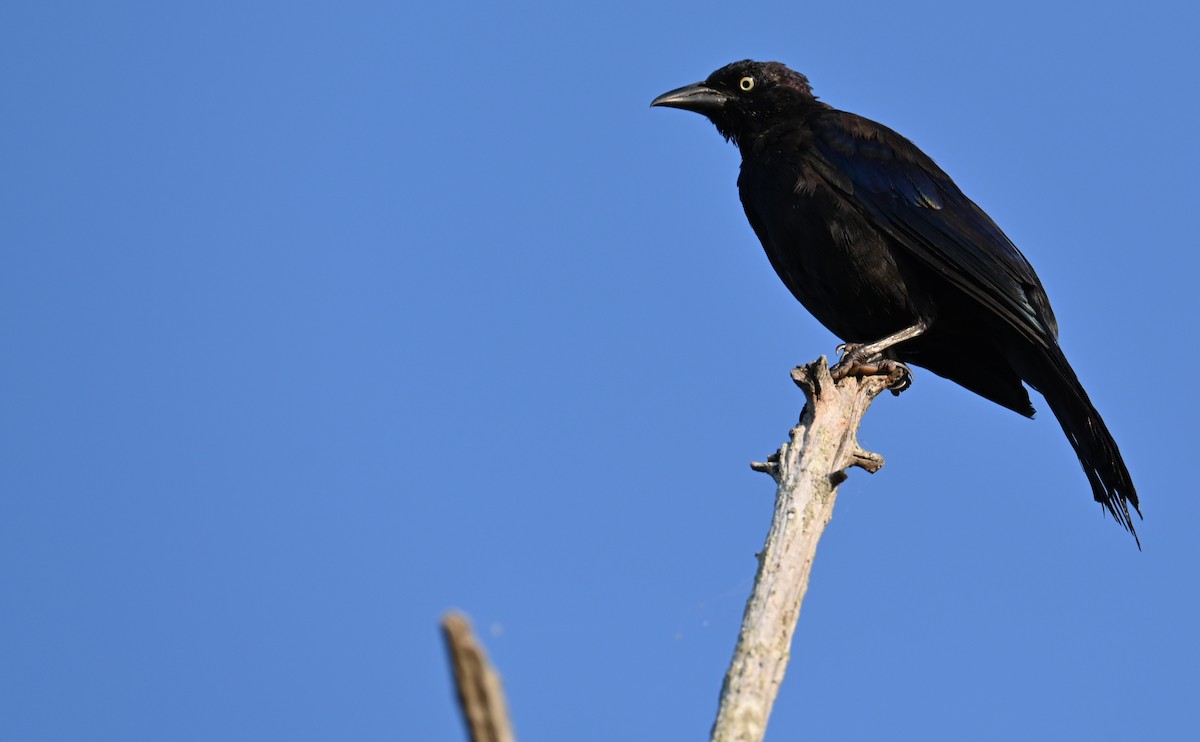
left=739, top=76, right=755, bottom=91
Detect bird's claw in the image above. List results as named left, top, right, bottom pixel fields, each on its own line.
left=830, top=353, right=913, bottom=395
left=835, top=342, right=861, bottom=359
left=883, top=361, right=913, bottom=395
left=830, top=342, right=871, bottom=379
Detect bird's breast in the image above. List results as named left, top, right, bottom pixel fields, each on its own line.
left=738, top=157, right=933, bottom=342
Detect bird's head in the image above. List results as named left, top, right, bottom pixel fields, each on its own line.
left=651, top=60, right=821, bottom=144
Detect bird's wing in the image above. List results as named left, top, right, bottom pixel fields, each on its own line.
left=808, top=111, right=1058, bottom=344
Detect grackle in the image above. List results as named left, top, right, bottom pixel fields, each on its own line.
left=652, top=60, right=1140, bottom=542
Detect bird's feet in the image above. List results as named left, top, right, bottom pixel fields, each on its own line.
left=832, top=343, right=913, bottom=395
left=834, top=342, right=861, bottom=360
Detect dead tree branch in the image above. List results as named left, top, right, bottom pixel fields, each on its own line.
left=710, top=356, right=904, bottom=742
left=441, top=611, right=516, bottom=742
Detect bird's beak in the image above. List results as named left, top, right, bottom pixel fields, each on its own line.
left=650, top=82, right=729, bottom=115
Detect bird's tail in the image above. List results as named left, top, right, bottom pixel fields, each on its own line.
left=1018, top=341, right=1141, bottom=545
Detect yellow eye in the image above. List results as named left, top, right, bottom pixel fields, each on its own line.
left=739, top=76, right=755, bottom=91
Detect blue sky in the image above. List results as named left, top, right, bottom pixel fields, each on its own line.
left=2, top=1, right=1197, bottom=740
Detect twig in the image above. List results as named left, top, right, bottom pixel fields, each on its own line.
left=441, top=611, right=516, bottom=742
left=710, top=356, right=904, bottom=742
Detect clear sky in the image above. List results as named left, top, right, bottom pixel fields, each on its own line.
left=3, top=1, right=1197, bottom=740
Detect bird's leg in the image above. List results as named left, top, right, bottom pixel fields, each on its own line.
left=831, top=321, right=928, bottom=393
left=836, top=321, right=929, bottom=361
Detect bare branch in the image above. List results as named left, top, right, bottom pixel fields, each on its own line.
left=441, top=611, right=516, bottom=742
left=710, top=356, right=903, bottom=742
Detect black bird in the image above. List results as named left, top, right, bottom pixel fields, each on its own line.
left=652, top=60, right=1140, bottom=542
